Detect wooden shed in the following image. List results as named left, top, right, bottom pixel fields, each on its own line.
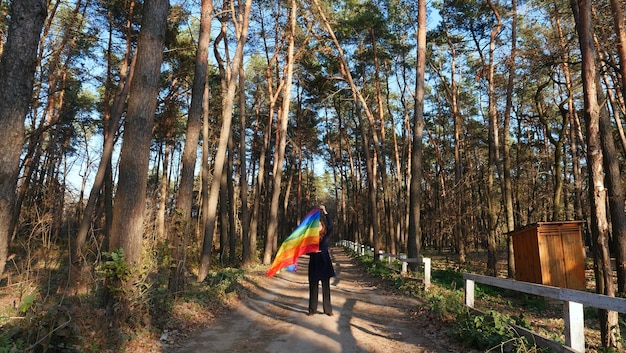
left=510, top=221, right=586, bottom=290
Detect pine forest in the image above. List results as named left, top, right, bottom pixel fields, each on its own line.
left=1, top=0, right=626, bottom=351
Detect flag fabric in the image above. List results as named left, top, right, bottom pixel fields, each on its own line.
left=266, top=208, right=321, bottom=277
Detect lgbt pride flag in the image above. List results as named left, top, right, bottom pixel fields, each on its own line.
left=266, top=208, right=321, bottom=277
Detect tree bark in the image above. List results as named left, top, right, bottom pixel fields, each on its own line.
left=485, top=0, right=502, bottom=276
left=263, top=0, right=297, bottom=265
left=598, top=83, right=626, bottom=298
left=608, top=0, right=626, bottom=297
left=109, top=0, right=168, bottom=268
left=570, top=0, right=620, bottom=347
left=239, top=63, right=252, bottom=266
left=198, top=0, right=252, bottom=281
left=169, top=0, right=214, bottom=291
left=0, top=0, right=47, bottom=277
left=310, top=0, right=382, bottom=255
left=408, top=0, right=426, bottom=270
left=609, top=0, right=626, bottom=108
left=74, top=1, right=137, bottom=261
left=156, top=141, right=171, bottom=243
left=503, top=0, right=517, bottom=278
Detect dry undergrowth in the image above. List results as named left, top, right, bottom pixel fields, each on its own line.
left=0, top=248, right=622, bottom=352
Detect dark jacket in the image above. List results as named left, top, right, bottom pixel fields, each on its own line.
left=308, top=212, right=336, bottom=282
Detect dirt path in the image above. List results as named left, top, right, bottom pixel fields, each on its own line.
left=169, top=248, right=467, bottom=353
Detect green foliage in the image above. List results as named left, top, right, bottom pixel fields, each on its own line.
left=96, top=248, right=130, bottom=297
left=342, top=247, right=547, bottom=352
left=432, top=268, right=464, bottom=290
left=454, top=310, right=531, bottom=350
left=203, top=268, right=245, bottom=300
left=0, top=333, right=24, bottom=353
left=475, top=283, right=503, bottom=298
left=423, top=287, right=467, bottom=320
left=17, top=294, right=35, bottom=314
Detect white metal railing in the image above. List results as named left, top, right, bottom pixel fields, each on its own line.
left=464, top=273, right=626, bottom=353
left=338, top=240, right=431, bottom=291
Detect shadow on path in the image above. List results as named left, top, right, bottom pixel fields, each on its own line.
left=170, top=248, right=445, bottom=353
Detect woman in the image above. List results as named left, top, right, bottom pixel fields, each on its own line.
left=307, top=205, right=335, bottom=316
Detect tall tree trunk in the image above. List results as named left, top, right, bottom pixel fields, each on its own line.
left=156, top=142, right=170, bottom=243
left=608, top=0, right=626, bottom=296
left=109, top=0, right=168, bottom=268
left=200, top=70, right=212, bottom=280
left=227, top=135, right=236, bottom=264
left=219, top=152, right=228, bottom=263
left=503, top=0, right=517, bottom=277
left=552, top=0, right=584, bottom=224
left=169, top=0, right=213, bottom=291
left=311, top=0, right=382, bottom=255
left=408, top=0, right=426, bottom=270
left=486, top=0, right=501, bottom=276
left=609, top=0, right=626, bottom=107
left=213, top=6, right=230, bottom=264
left=239, top=64, right=252, bottom=266
left=535, top=81, right=568, bottom=222
left=198, top=0, right=252, bottom=281
left=570, top=0, right=620, bottom=348
left=263, top=0, right=297, bottom=265
left=252, top=4, right=282, bottom=265
left=249, top=106, right=271, bottom=266
left=0, top=0, right=47, bottom=277
left=598, top=82, right=626, bottom=298
left=431, top=16, right=466, bottom=264
left=74, top=1, right=137, bottom=261
left=370, top=27, right=390, bottom=254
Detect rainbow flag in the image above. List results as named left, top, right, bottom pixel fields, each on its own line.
left=267, top=208, right=321, bottom=277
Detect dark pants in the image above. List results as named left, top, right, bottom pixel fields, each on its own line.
left=308, top=277, right=332, bottom=314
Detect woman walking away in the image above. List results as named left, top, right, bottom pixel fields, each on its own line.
left=307, top=205, right=335, bottom=316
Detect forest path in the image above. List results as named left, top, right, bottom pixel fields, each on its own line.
left=169, top=248, right=466, bottom=353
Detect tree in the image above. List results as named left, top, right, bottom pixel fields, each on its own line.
left=502, top=0, right=517, bottom=277
left=263, top=0, right=298, bottom=265
left=170, top=0, right=214, bottom=292
left=109, top=0, right=169, bottom=268
left=570, top=0, right=620, bottom=348
left=239, top=59, right=252, bottom=266
left=198, top=0, right=253, bottom=282
left=607, top=0, right=626, bottom=296
left=0, top=0, right=48, bottom=277
left=310, top=0, right=383, bottom=257
left=74, top=0, right=138, bottom=261
left=408, top=0, right=426, bottom=270
left=430, top=5, right=469, bottom=264
left=609, top=0, right=626, bottom=107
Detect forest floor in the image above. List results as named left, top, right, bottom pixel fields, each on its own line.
left=0, top=246, right=612, bottom=352
left=162, top=248, right=476, bottom=353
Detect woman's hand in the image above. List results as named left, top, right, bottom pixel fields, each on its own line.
left=320, top=205, right=327, bottom=214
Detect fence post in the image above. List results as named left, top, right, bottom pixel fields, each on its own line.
left=401, top=254, right=407, bottom=274
left=422, top=258, right=431, bottom=291
left=464, top=278, right=475, bottom=308
left=379, top=250, right=384, bottom=262
left=563, top=301, right=584, bottom=353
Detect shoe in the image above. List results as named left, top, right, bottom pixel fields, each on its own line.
left=307, top=310, right=315, bottom=316
left=326, top=312, right=333, bottom=316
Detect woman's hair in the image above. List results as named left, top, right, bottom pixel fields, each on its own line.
left=319, top=219, right=326, bottom=237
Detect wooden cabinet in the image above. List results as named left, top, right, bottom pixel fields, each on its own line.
left=510, top=221, right=586, bottom=290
